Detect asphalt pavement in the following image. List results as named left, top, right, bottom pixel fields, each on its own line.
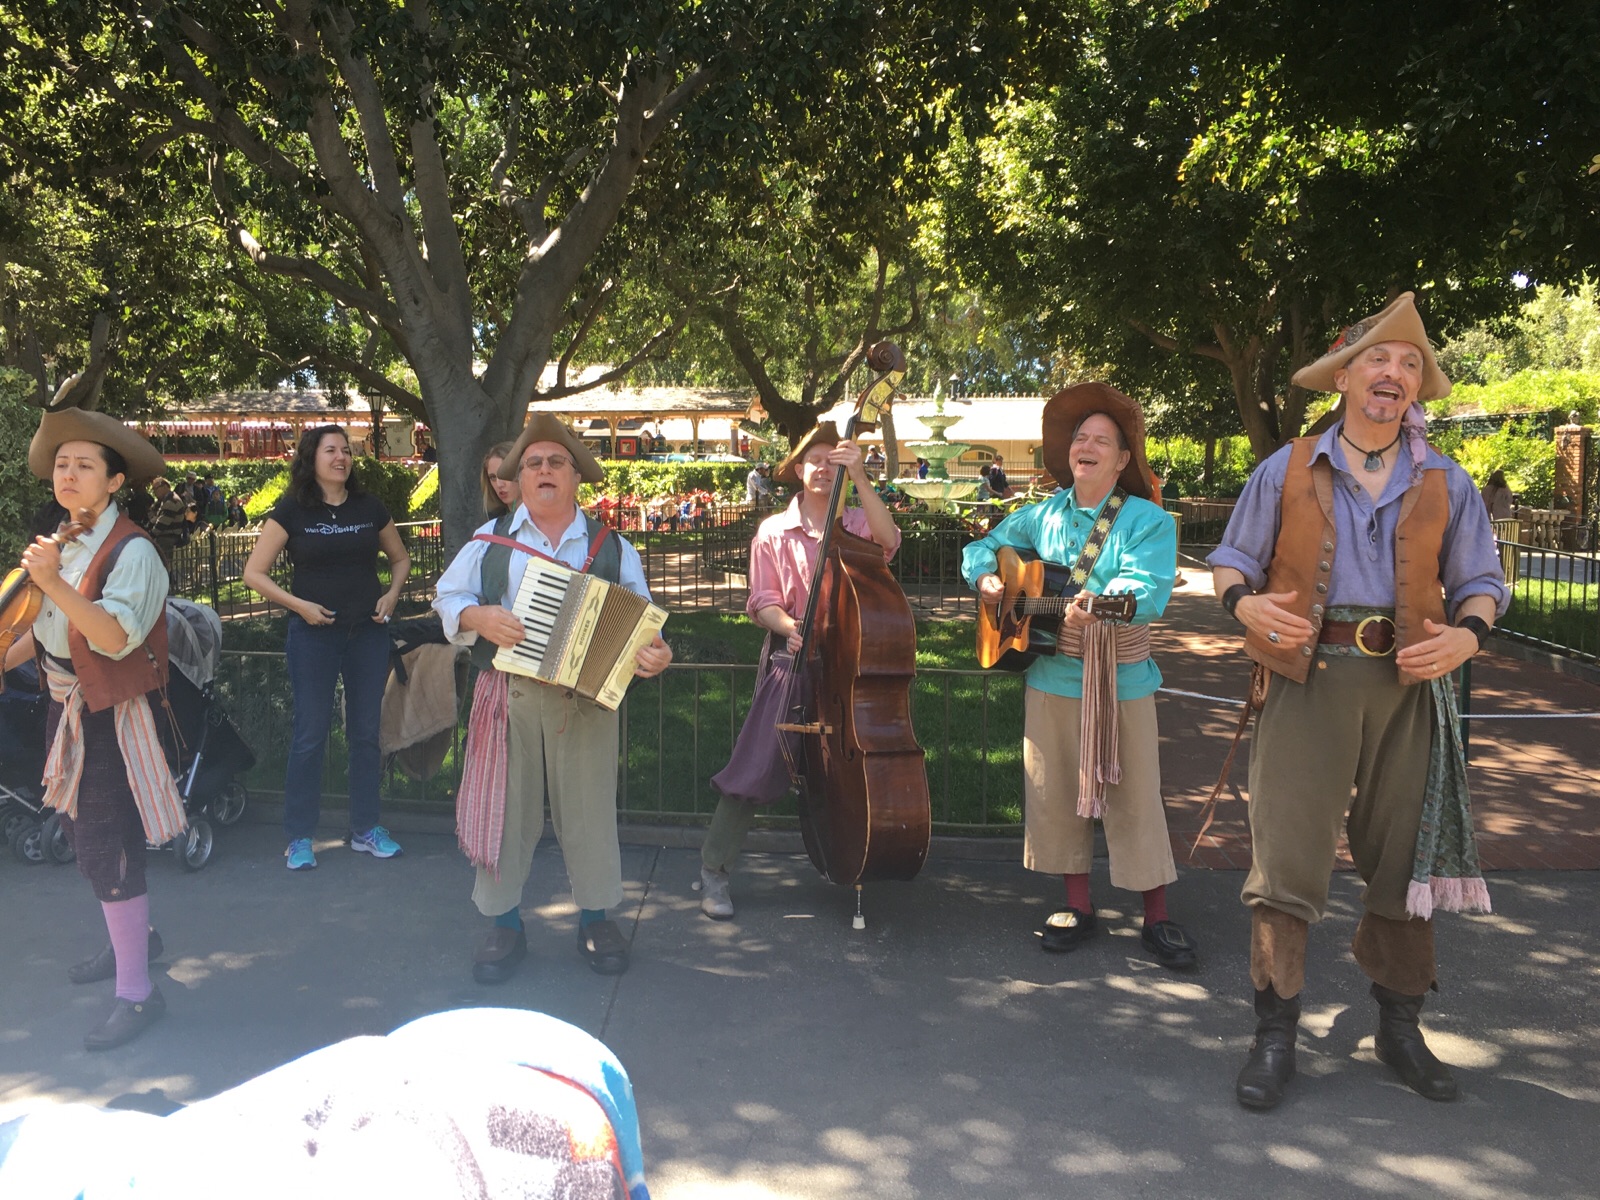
left=3, top=822, right=1597, bottom=1200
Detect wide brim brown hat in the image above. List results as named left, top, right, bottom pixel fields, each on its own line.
left=29, top=407, right=166, bottom=483
left=1291, top=290, right=1452, bottom=402
left=775, top=421, right=841, bottom=484
left=1041, top=382, right=1155, bottom=501
left=497, top=413, right=605, bottom=485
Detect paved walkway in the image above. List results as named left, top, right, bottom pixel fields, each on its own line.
left=2, top=828, right=1596, bottom=1199
left=1153, top=564, right=1600, bottom=871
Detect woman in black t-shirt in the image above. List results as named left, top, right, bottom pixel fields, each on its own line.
left=243, top=425, right=411, bottom=871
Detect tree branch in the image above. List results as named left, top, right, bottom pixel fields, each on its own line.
left=537, top=308, right=691, bottom=402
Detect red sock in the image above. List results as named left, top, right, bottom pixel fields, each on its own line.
left=1063, top=873, right=1091, bottom=913
left=1142, top=885, right=1169, bottom=926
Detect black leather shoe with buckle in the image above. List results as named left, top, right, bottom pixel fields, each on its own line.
left=68, top=929, right=165, bottom=986
left=577, top=919, right=630, bottom=975
left=1141, top=920, right=1199, bottom=969
left=1039, top=908, right=1098, bottom=953
left=84, top=985, right=166, bottom=1051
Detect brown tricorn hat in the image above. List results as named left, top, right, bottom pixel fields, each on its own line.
left=497, top=413, right=605, bottom=485
left=775, top=421, right=842, bottom=484
left=1291, top=290, right=1451, bottom=402
left=29, top=378, right=166, bottom=484
left=1040, top=382, right=1155, bottom=501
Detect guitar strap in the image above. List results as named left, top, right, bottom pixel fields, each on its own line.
left=1063, top=488, right=1128, bottom=592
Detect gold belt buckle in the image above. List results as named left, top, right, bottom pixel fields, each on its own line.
left=1354, top=615, right=1395, bottom=657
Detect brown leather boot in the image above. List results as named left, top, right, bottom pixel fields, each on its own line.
left=1236, top=985, right=1301, bottom=1110
left=1372, top=983, right=1458, bottom=1101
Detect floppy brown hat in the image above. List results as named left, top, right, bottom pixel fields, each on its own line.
left=775, top=421, right=842, bottom=484
left=29, top=402, right=166, bottom=484
left=1291, top=291, right=1451, bottom=402
left=497, top=414, right=605, bottom=485
left=1041, top=382, right=1155, bottom=501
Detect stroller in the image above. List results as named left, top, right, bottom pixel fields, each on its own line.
left=0, top=659, right=64, bottom=865
left=0, top=600, right=256, bottom=871
left=162, top=598, right=257, bottom=869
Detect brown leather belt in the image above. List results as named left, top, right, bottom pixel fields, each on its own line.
left=1317, top=615, right=1395, bottom=656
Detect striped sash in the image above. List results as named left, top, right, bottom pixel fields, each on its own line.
left=456, top=668, right=511, bottom=875
left=41, top=662, right=187, bottom=844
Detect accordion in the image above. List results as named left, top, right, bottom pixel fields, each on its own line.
left=492, top=558, right=668, bottom=710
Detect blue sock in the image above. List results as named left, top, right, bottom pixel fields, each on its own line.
left=494, top=908, right=523, bottom=931
left=579, top=908, right=606, bottom=928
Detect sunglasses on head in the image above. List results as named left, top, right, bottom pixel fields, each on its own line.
left=521, top=454, right=572, bottom=471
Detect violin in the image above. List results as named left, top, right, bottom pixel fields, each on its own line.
left=779, top=343, right=931, bottom=903
left=0, top=510, right=95, bottom=671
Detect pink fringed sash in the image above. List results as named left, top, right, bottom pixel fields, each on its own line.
left=457, top=668, right=510, bottom=875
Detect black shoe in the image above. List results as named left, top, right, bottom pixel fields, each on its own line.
left=67, top=929, right=165, bottom=986
left=1236, top=986, right=1300, bottom=1110
left=577, top=919, right=630, bottom=976
left=1140, top=920, right=1199, bottom=970
left=1372, top=983, right=1459, bottom=1101
left=84, top=985, right=166, bottom=1051
left=472, top=927, right=527, bottom=985
left=1039, top=908, right=1097, bottom=953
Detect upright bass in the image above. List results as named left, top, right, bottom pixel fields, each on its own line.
left=779, top=342, right=931, bottom=897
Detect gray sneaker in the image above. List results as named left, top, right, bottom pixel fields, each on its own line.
left=700, top=867, right=734, bottom=920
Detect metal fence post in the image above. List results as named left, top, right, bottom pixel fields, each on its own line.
left=207, top=528, right=221, bottom=610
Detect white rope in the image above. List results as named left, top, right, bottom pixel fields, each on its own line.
left=1156, top=686, right=1600, bottom=720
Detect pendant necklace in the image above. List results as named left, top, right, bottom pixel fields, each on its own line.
left=1339, top=428, right=1401, bottom=473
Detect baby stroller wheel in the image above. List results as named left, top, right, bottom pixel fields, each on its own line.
left=2, top=809, right=32, bottom=847
left=41, top=812, right=75, bottom=865
left=211, top=781, right=248, bottom=827
left=173, top=818, right=214, bottom=871
left=9, top=818, right=45, bottom=865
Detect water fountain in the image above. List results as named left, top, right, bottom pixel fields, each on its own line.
left=893, top=391, right=980, bottom=512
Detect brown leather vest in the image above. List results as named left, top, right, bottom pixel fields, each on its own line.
left=1246, top=438, right=1448, bottom=686
left=65, top=514, right=170, bottom=712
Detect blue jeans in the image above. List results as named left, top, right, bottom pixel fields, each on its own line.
left=282, top=617, right=389, bottom=841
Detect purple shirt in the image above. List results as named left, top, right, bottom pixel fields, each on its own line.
left=1207, top=427, right=1510, bottom=616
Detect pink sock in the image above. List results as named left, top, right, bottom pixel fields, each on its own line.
left=1063, top=873, right=1092, bottom=913
left=1142, top=885, right=1169, bottom=926
left=103, top=895, right=153, bottom=1002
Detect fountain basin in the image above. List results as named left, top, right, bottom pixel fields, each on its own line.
left=894, top=477, right=980, bottom=513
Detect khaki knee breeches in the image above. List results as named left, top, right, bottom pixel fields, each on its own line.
left=471, top=680, right=623, bottom=917
left=1242, top=655, right=1432, bottom=924
left=1022, top=688, right=1176, bottom=892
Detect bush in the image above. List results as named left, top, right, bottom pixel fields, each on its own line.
left=1427, top=369, right=1600, bottom=425
left=579, top=460, right=750, bottom=504
left=0, top=369, right=53, bottom=562
left=1146, top=437, right=1256, bottom=498
left=1447, top=420, right=1557, bottom=507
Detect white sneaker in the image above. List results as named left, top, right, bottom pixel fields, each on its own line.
left=700, top=867, right=734, bottom=920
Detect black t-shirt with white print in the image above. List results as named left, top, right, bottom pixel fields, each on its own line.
left=268, top=491, right=392, bottom=625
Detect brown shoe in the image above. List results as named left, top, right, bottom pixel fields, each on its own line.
left=67, top=929, right=165, bottom=986
left=472, top=926, right=527, bottom=985
left=84, top=985, right=166, bottom=1051
left=577, top=919, right=630, bottom=976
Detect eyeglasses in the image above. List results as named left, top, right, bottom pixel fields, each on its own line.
left=520, top=454, right=572, bottom=472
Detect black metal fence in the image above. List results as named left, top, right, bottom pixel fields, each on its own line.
left=1493, top=538, right=1600, bottom=663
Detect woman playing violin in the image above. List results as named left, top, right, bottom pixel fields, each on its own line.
left=5, top=404, right=184, bottom=1051
left=698, top=422, right=900, bottom=920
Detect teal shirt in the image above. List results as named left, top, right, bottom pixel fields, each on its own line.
left=960, top=489, right=1177, bottom=700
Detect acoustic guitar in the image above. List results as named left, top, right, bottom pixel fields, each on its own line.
left=975, top=545, right=1136, bottom=671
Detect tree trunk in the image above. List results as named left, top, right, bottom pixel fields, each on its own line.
left=418, top=372, right=522, bottom=561
left=880, top=408, right=901, bottom=479
left=1202, top=437, right=1215, bottom=492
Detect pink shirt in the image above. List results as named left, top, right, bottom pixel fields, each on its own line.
left=746, top=498, right=901, bottom=621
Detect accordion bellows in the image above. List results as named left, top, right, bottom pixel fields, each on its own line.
left=493, top=559, right=668, bottom=710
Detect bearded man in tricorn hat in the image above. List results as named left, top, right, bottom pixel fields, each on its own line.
left=963, top=384, right=1197, bottom=971
left=1210, top=292, right=1510, bottom=1109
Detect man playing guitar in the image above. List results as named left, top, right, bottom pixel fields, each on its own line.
left=963, top=383, right=1196, bottom=969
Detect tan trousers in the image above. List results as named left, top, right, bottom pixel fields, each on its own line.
left=1242, top=655, right=1432, bottom=924
left=471, top=680, right=623, bottom=918
left=1023, top=688, right=1177, bottom=892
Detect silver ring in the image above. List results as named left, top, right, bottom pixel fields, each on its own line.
left=1267, top=631, right=1281, bottom=644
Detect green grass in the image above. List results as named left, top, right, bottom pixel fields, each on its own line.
left=1500, top=576, right=1599, bottom=657
left=216, top=609, right=1025, bottom=831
